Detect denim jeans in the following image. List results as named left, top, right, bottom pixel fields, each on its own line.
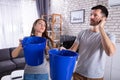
left=24, top=73, right=49, bottom=80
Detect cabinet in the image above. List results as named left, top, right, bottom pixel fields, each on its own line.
left=42, top=14, right=62, bottom=48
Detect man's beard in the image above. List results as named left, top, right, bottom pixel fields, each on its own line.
left=90, top=20, right=100, bottom=26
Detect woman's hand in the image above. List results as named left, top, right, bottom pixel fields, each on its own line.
left=19, top=39, right=22, bottom=47
left=45, top=54, right=49, bottom=61
left=11, top=39, right=23, bottom=58
left=59, top=46, right=66, bottom=50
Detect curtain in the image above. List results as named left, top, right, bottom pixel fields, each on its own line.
left=0, top=0, right=38, bottom=49
left=21, top=0, right=38, bottom=37
left=0, top=0, right=23, bottom=48
left=36, top=0, right=50, bottom=18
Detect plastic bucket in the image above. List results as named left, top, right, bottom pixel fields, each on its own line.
left=22, top=36, right=46, bottom=66
left=49, top=48, right=78, bottom=80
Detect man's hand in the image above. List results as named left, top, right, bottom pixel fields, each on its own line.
left=99, top=17, right=116, bottom=56
left=98, top=17, right=106, bottom=29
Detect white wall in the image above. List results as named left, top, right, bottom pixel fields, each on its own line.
left=50, top=0, right=120, bottom=43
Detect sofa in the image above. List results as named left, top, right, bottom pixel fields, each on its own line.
left=60, top=35, right=76, bottom=49
left=0, top=47, right=25, bottom=78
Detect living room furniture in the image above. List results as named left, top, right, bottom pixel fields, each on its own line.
left=1, top=75, right=11, bottom=80
left=42, top=14, right=62, bottom=48
left=60, top=35, right=76, bottom=49
left=1, top=70, right=24, bottom=80
left=0, top=47, right=25, bottom=79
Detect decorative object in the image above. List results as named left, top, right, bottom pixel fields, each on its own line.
left=70, top=10, right=85, bottom=23
left=109, top=0, right=120, bottom=6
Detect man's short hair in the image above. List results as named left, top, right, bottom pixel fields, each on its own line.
left=91, top=5, right=109, bottom=18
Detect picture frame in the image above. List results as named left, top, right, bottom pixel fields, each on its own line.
left=70, top=9, right=85, bottom=23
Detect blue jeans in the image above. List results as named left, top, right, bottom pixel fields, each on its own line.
left=24, top=73, right=49, bottom=80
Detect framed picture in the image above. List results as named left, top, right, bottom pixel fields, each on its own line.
left=70, top=10, right=85, bottom=23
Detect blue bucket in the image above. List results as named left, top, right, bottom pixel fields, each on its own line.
left=22, top=36, right=46, bottom=66
left=49, top=48, right=78, bottom=80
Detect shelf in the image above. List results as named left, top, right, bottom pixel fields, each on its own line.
left=47, top=30, right=52, bottom=32
left=42, top=14, right=62, bottom=48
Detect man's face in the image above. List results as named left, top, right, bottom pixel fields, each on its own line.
left=90, top=9, right=104, bottom=26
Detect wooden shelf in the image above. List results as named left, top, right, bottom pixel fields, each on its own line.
left=42, top=14, right=62, bottom=48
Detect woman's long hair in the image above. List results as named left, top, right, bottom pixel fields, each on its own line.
left=30, top=19, right=53, bottom=47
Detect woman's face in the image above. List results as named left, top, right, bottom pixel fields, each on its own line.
left=34, top=20, right=46, bottom=33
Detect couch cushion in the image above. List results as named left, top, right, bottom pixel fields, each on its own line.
left=60, top=35, right=76, bottom=49
left=0, top=60, right=16, bottom=73
left=12, top=58, right=25, bottom=68
left=0, top=48, right=10, bottom=61
left=9, top=47, right=24, bottom=58
left=60, top=35, right=76, bottom=43
left=63, top=41, right=75, bottom=49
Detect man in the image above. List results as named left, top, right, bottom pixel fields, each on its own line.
left=62, top=5, right=116, bottom=80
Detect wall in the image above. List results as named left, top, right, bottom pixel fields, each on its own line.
left=50, top=0, right=120, bottom=43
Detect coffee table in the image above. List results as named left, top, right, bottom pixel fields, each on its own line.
left=1, top=75, right=11, bottom=80
left=1, top=70, right=24, bottom=80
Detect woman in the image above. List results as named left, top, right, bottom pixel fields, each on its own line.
left=12, top=19, right=53, bottom=80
